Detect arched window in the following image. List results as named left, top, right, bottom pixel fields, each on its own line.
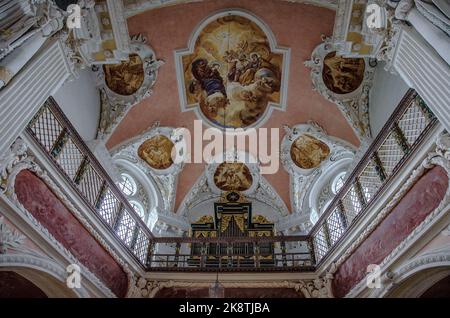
left=331, top=172, right=346, bottom=194
left=129, top=200, right=145, bottom=219
left=118, top=173, right=137, bottom=196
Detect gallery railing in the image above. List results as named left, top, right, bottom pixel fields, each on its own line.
left=309, top=89, right=437, bottom=265
left=24, top=89, right=438, bottom=271
left=147, top=236, right=314, bottom=271
left=26, top=97, right=154, bottom=267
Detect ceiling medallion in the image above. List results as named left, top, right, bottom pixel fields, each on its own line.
left=137, top=135, right=175, bottom=170
left=175, top=10, right=290, bottom=129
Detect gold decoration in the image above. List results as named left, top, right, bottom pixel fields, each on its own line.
left=252, top=215, right=271, bottom=224
left=290, top=134, right=330, bottom=169
left=138, top=135, right=174, bottom=170
left=103, top=53, right=144, bottom=95
left=322, top=51, right=365, bottom=95
left=193, top=215, right=214, bottom=224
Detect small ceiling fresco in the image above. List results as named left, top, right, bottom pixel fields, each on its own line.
left=290, top=134, right=331, bottom=169
left=138, top=134, right=175, bottom=170
left=213, top=162, right=253, bottom=192
left=175, top=10, right=290, bottom=129
left=322, top=51, right=365, bottom=95
left=103, top=53, right=145, bottom=96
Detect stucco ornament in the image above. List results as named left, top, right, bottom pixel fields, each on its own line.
left=95, top=34, right=164, bottom=139
left=305, top=37, right=376, bottom=142
left=0, top=217, right=25, bottom=254
left=112, top=125, right=186, bottom=215
left=280, top=122, right=355, bottom=226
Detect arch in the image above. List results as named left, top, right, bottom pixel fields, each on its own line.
left=114, top=158, right=163, bottom=216
left=0, top=253, right=89, bottom=298
left=379, top=246, right=450, bottom=298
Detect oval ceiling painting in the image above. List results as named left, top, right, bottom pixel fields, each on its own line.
left=213, top=162, right=253, bottom=192
left=103, top=53, right=144, bottom=96
left=178, top=13, right=286, bottom=129
left=322, top=51, right=365, bottom=95
left=138, top=135, right=174, bottom=170
left=290, top=134, right=330, bottom=170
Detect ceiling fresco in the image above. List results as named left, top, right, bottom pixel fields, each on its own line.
left=103, top=53, right=145, bottom=96
left=322, top=51, right=365, bottom=95
left=213, top=162, right=253, bottom=191
left=137, top=134, right=175, bottom=170
left=176, top=11, right=289, bottom=129
left=290, top=134, right=330, bottom=169
left=108, top=0, right=360, bottom=213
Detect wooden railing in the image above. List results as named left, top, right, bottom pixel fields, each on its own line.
left=147, top=235, right=314, bottom=272
left=26, top=97, right=154, bottom=267
left=24, top=89, right=437, bottom=271
left=309, top=89, right=437, bottom=264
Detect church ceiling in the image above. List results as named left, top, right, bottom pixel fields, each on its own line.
left=107, top=0, right=361, bottom=214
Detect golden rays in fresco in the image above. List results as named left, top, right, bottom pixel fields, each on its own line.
left=213, top=162, right=253, bottom=192
left=290, top=134, right=330, bottom=169
left=322, top=52, right=365, bottom=95
left=182, top=15, right=283, bottom=128
left=103, top=53, right=145, bottom=96
left=138, top=135, right=174, bottom=170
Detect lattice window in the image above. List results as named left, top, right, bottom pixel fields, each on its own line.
left=133, top=228, right=150, bottom=263
left=358, top=159, right=383, bottom=202
left=118, top=173, right=136, bottom=196
left=377, top=132, right=404, bottom=177
left=341, top=185, right=362, bottom=224
left=313, top=227, right=328, bottom=262
left=327, top=208, right=345, bottom=245
left=129, top=200, right=145, bottom=219
left=56, top=139, right=84, bottom=180
left=332, top=172, right=346, bottom=194
left=29, top=107, right=63, bottom=152
left=116, top=210, right=136, bottom=246
left=98, top=189, right=121, bottom=226
left=77, top=164, right=103, bottom=205
left=397, top=101, right=430, bottom=146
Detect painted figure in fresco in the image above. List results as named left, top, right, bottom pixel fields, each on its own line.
left=189, top=58, right=228, bottom=118
left=290, top=134, right=331, bottom=170
left=214, top=162, right=253, bottom=192
left=103, top=53, right=145, bottom=96
left=182, top=15, right=284, bottom=128
left=229, top=68, right=281, bottom=126
left=138, top=135, right=174, bottom=170
left=322, top=52, right=365, bottom=95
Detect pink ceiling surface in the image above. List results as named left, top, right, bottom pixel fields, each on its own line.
left=107, top=0, right=360, bottom=212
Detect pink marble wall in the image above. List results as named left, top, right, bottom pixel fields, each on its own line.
left=332, top=166, right=449, bottom=298
left=106, top=0, right=360, bottom=212
left=14, top=170, right=129, bottom=297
